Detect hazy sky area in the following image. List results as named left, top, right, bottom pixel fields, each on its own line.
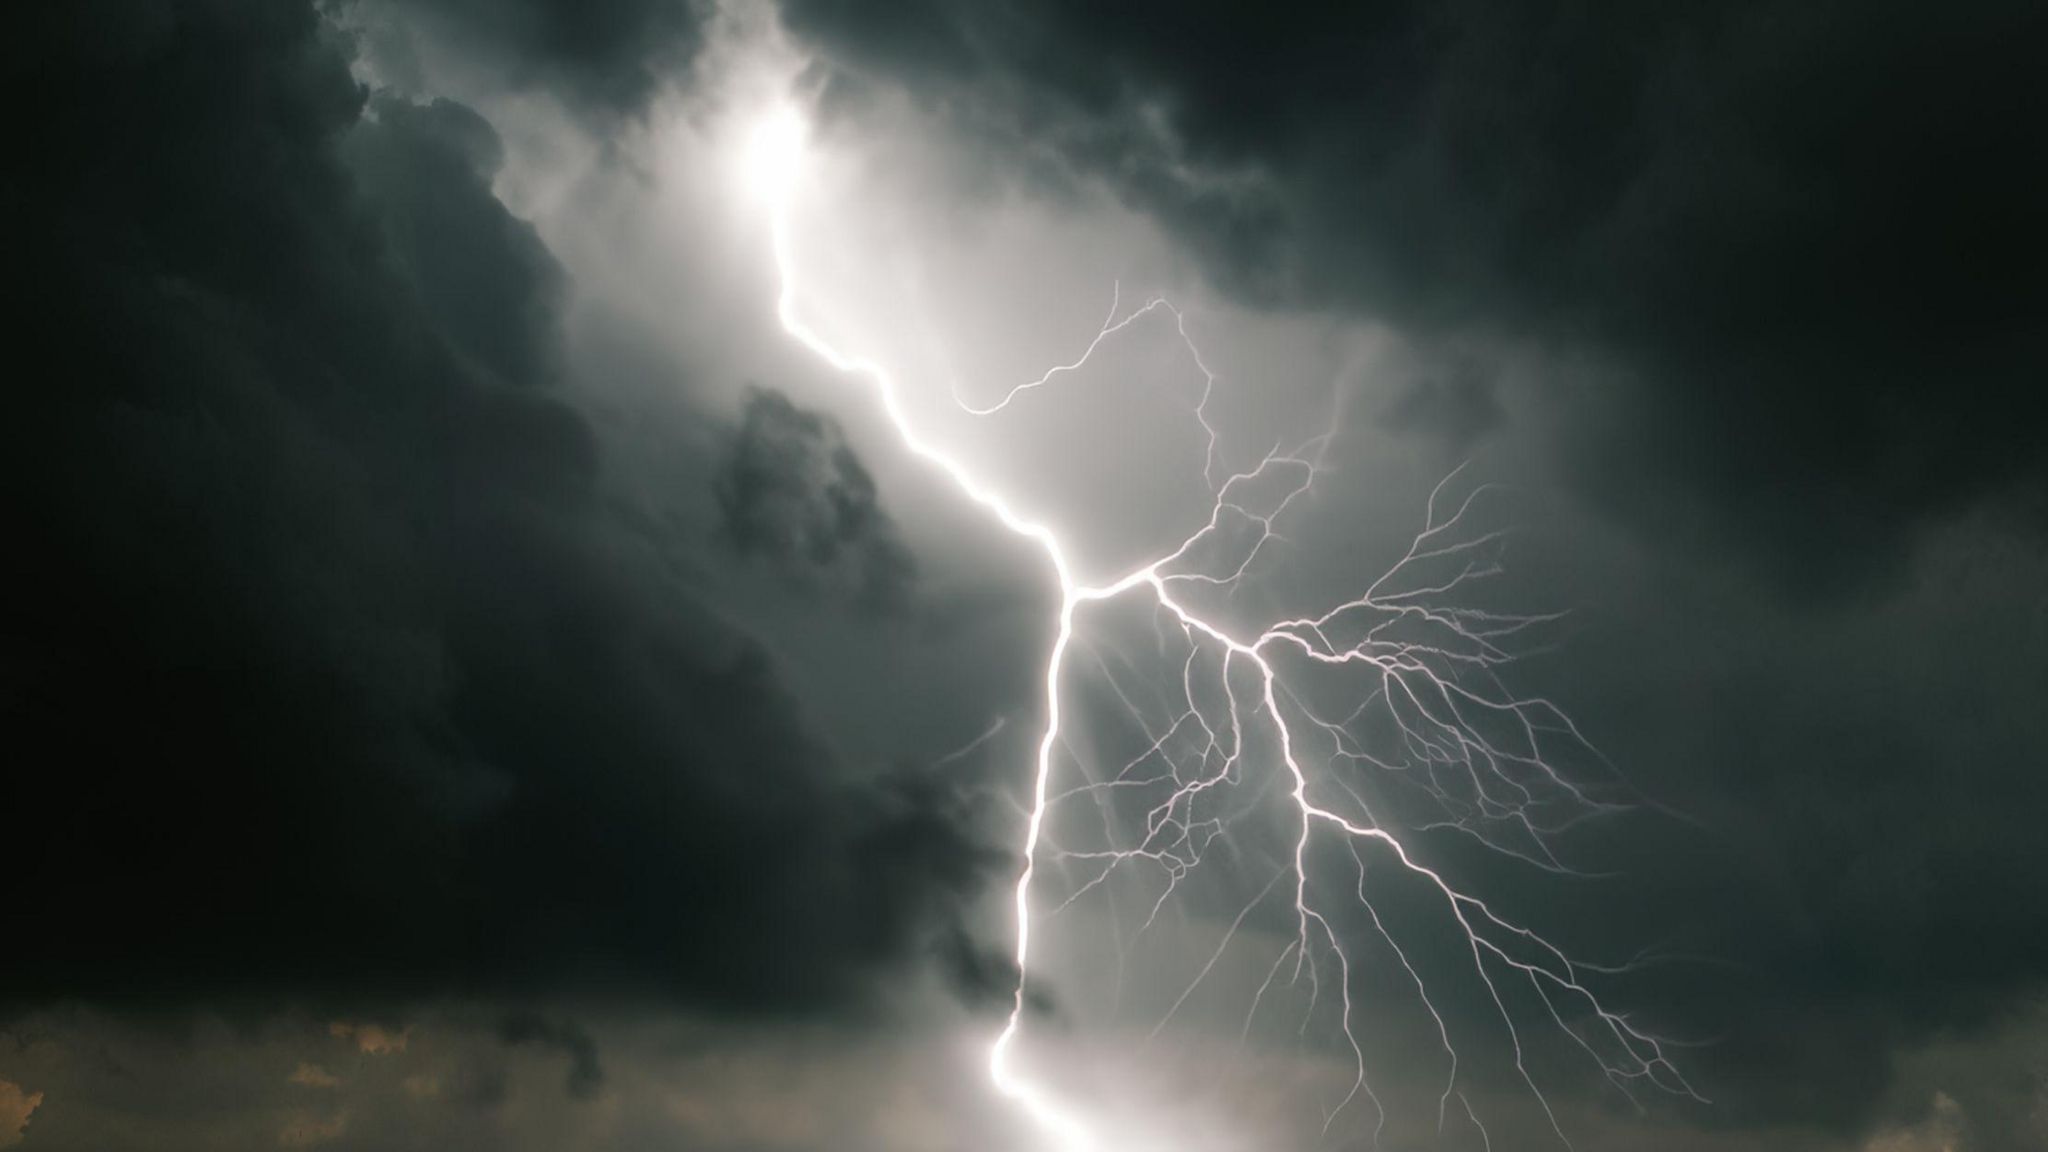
left=6, top=2, right=2046, bottom=1150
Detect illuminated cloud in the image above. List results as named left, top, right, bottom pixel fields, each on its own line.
left=330, top=1022, right=409, bottom=1057
left=0, top=1080, right=41, bottom=1149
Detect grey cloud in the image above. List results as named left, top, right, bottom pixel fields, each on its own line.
left=342, top=94, right=566, bottom=392
left=716, top=386, right=919, bottom=613
left=1379, top=352, right=1506, bottom=449
left=370, top=0, right=708, bottom=116
left=0, top=1007, right=1035, bottom=1152
left=10, top=1001, right=2040, bottom=1151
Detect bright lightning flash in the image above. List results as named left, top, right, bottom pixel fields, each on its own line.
left=747, top=105, right=1697, bottom=1150
left=744, top=103, right=809, bottom=206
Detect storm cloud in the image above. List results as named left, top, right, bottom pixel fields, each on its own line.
left=715, top=386, right=918, bottom=612
left=4, top=0, right=991, bottom=1016
left=370, top=0, right=709, bottom=116
left=784, top=0, right=2047, bottom=588
left=6, top=1, right=2046, bottom=1149
left=773, top=1, right=2048, bottom=1145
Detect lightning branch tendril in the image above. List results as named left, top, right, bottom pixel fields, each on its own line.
left=748, top=106, right=1698, bottom=1150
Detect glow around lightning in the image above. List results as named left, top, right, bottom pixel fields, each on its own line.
left=748, top=105, right=1696, bottom=1149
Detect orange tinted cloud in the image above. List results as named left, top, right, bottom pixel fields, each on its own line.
left=288, top=1063, right=342, bottom=1090
left=0, top=1079, right=43, bottom=1149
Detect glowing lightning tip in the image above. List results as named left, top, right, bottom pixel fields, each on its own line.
left=745, top=103, right=809, bottom=206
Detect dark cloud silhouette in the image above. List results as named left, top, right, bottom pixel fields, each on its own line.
left=3, top=0, right=989, bottom=1017
left=381, top=0, right=707, bottom=115
left=341, top=95, right=566, bottom=391
left=784, top=0, right=2048, bottom=590
left=715, top=387, right=918, bottom=613
left=8, top=1, right=2047, bottom=1149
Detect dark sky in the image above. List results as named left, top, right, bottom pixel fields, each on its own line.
left=4, top=2, right=2045, bottom=1150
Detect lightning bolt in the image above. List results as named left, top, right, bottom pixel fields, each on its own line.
left=749, top=105, right=1697, bottom=1150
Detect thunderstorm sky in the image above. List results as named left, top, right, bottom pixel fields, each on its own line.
left=6, top=2, right=2047, bottom=1151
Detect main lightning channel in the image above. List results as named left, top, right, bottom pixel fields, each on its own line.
left=750, top=108, right=1695, bottom=1151
left=755, top=109, right=1104, bottom=1149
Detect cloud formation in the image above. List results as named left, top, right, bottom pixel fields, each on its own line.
left=716, top=386, right=919, bottom=612
left=8, top=1, right=2046, bottom=1149
left=375, top=0, right=708, bottom=115
left=6, top=0, right=989, bottom=1019
left=785, top=0, right=2047, bottom=588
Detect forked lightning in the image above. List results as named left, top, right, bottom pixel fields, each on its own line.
left=748, top=105, right=1696, bottom=1150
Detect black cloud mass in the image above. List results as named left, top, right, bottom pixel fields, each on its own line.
left=4, top=0, right=991, bottom=1014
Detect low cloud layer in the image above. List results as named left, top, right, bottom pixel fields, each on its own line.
left=0, top=1080, right=41, bottom=1149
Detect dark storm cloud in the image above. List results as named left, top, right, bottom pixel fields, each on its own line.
left=715, top=387, right=918, bottom=613
left=342, top=95, right=565, bottom=392
left=0, top=1006, right=1034, bottom=1152
left=3, top=0, right=992, bottom=1016
left=784, top=0, right=2047, bottom=590
left=375, top=0, right=708, bottom=115
left=1497, top=513, right=2048, bottom=1135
